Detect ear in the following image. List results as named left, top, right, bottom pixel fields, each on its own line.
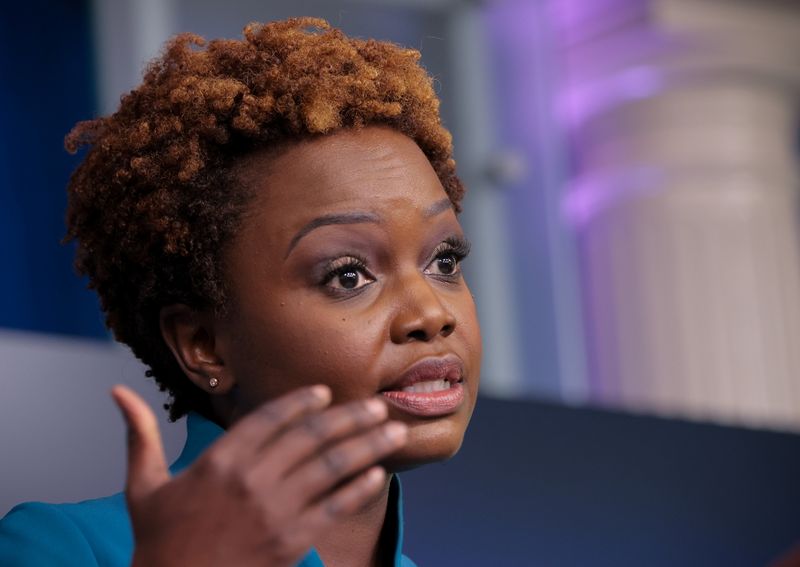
left=159, top=304, right=234, bottom=395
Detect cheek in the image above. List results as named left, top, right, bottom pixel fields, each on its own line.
left=456, top=290, right=482, bottom=361
left=229, top=304, right=387, bottom=404
left=296, top=315, right=391, bottom=402
left=454, top=295, right=482, bottom=408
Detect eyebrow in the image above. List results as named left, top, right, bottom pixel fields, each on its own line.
left=284, top=197, right=454, bottom=258
left=424, top=197, right=454, bottom=218
left=284, top=212, right=379, bottom=258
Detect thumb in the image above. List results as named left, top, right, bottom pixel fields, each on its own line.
left=111, top=385, right=170, bottom=503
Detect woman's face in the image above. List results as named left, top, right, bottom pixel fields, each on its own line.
left=214, top=126, right=481, bottom=470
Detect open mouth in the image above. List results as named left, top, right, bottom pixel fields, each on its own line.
left=398, top=378, right=457, bottom=394
left=379, top=357, right=465, bottom=417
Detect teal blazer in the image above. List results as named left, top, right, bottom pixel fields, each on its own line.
left=0, top=413, right=417, bottom=566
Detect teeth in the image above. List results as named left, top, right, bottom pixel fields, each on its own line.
left=402, top=379, right=451, bottom=394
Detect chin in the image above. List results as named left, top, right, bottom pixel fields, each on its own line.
left=381, top=418, right=468, bottom=473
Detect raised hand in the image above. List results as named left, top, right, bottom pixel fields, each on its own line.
left=111, top=384, right=408, bottom=567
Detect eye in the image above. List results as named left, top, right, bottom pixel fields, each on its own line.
left=425, top=236, right=471, bottom=278
left=322, top=256, right=375, bottom=292
left=432, top=253, right=459, bottom=275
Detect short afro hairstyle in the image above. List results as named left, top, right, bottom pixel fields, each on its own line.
left=65, top=17, right=464, bottom=421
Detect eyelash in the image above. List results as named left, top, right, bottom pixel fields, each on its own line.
left=430, top=237, right=472, bottom=274
left=320, top=236, right=471, bottom=295
left=321, top=255, right=372, bottom=291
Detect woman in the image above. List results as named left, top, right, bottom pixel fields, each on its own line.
left=0, top=17, right=481, bottom=567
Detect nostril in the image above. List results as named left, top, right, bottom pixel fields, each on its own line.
left=405, top=324, right=453, bottom=342
left=407, top=329, right=428, bottom=342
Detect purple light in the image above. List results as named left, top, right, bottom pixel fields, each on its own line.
left=562, top=167, right=666, bottom=228
left=559, top=65, right=666, bottom=130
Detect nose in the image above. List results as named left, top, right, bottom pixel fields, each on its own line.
left=389, top=272, right=457, bottom=343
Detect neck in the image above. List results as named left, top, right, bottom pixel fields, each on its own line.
left=315, top=475, right=397, bottom=567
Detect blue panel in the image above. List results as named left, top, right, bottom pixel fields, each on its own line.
left=402, top=398, right=800, bottom=566
left=0, top=0, right=106, bottom=338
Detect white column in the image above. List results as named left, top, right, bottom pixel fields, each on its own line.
left=556, top=0, right=800, bottom=431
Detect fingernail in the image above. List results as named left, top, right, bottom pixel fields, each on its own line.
left=310, top=385, right=331, bottom=402
left=110, top=389, right=131, bottom=426
left=383, top=422, right=407, bottom=442
left=366, top=466, right=385, bottom=484
left=364, top=398, right=387, bottom=418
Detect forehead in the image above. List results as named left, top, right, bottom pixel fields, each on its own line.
left=236, top=126, right=449, bottom=220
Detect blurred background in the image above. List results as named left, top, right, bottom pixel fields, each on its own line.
left=1, top=0, right=799, bottom=565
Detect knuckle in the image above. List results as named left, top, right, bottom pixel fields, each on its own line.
left=369, top=432, right=389, bottom=455
left=324, top=497, right=344, bottom=518
left=373, top=427, right=398, bottom=451
left=196, top=454, right=265, bottom=504
left=195, top=450, right=232, bottom=479
left=300, top=414, right=328, bottom=440
left=227, top=469, right=260, bottom=500
left=321, top=448, right=348, bottom=475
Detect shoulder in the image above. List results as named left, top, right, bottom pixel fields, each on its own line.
left=400, top=555, right=419, bottom=567
left=0, top=492, right=132, bottom=567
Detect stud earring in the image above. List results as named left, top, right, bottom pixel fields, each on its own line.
left=208, top=377, right=219, bottom=389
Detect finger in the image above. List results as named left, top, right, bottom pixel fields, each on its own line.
left=213, top=385, right=332, bottom=459
left=298, top=467, right=388, bottom=534
left=283, top=421, right=407, bottom=504
left=261, top=397, right=389, bottom=479
left=110, top=385, right=170, bottom=502
left=243, top=467, right=388, bottom=565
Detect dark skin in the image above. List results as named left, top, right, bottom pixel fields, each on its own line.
left=113, top=126, right=482, bottom=567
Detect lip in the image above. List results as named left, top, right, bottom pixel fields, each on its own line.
left=379, top=356, right=465, bottom=417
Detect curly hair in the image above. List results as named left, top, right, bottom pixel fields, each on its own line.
left=64, top=18, right=464, bottom=421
